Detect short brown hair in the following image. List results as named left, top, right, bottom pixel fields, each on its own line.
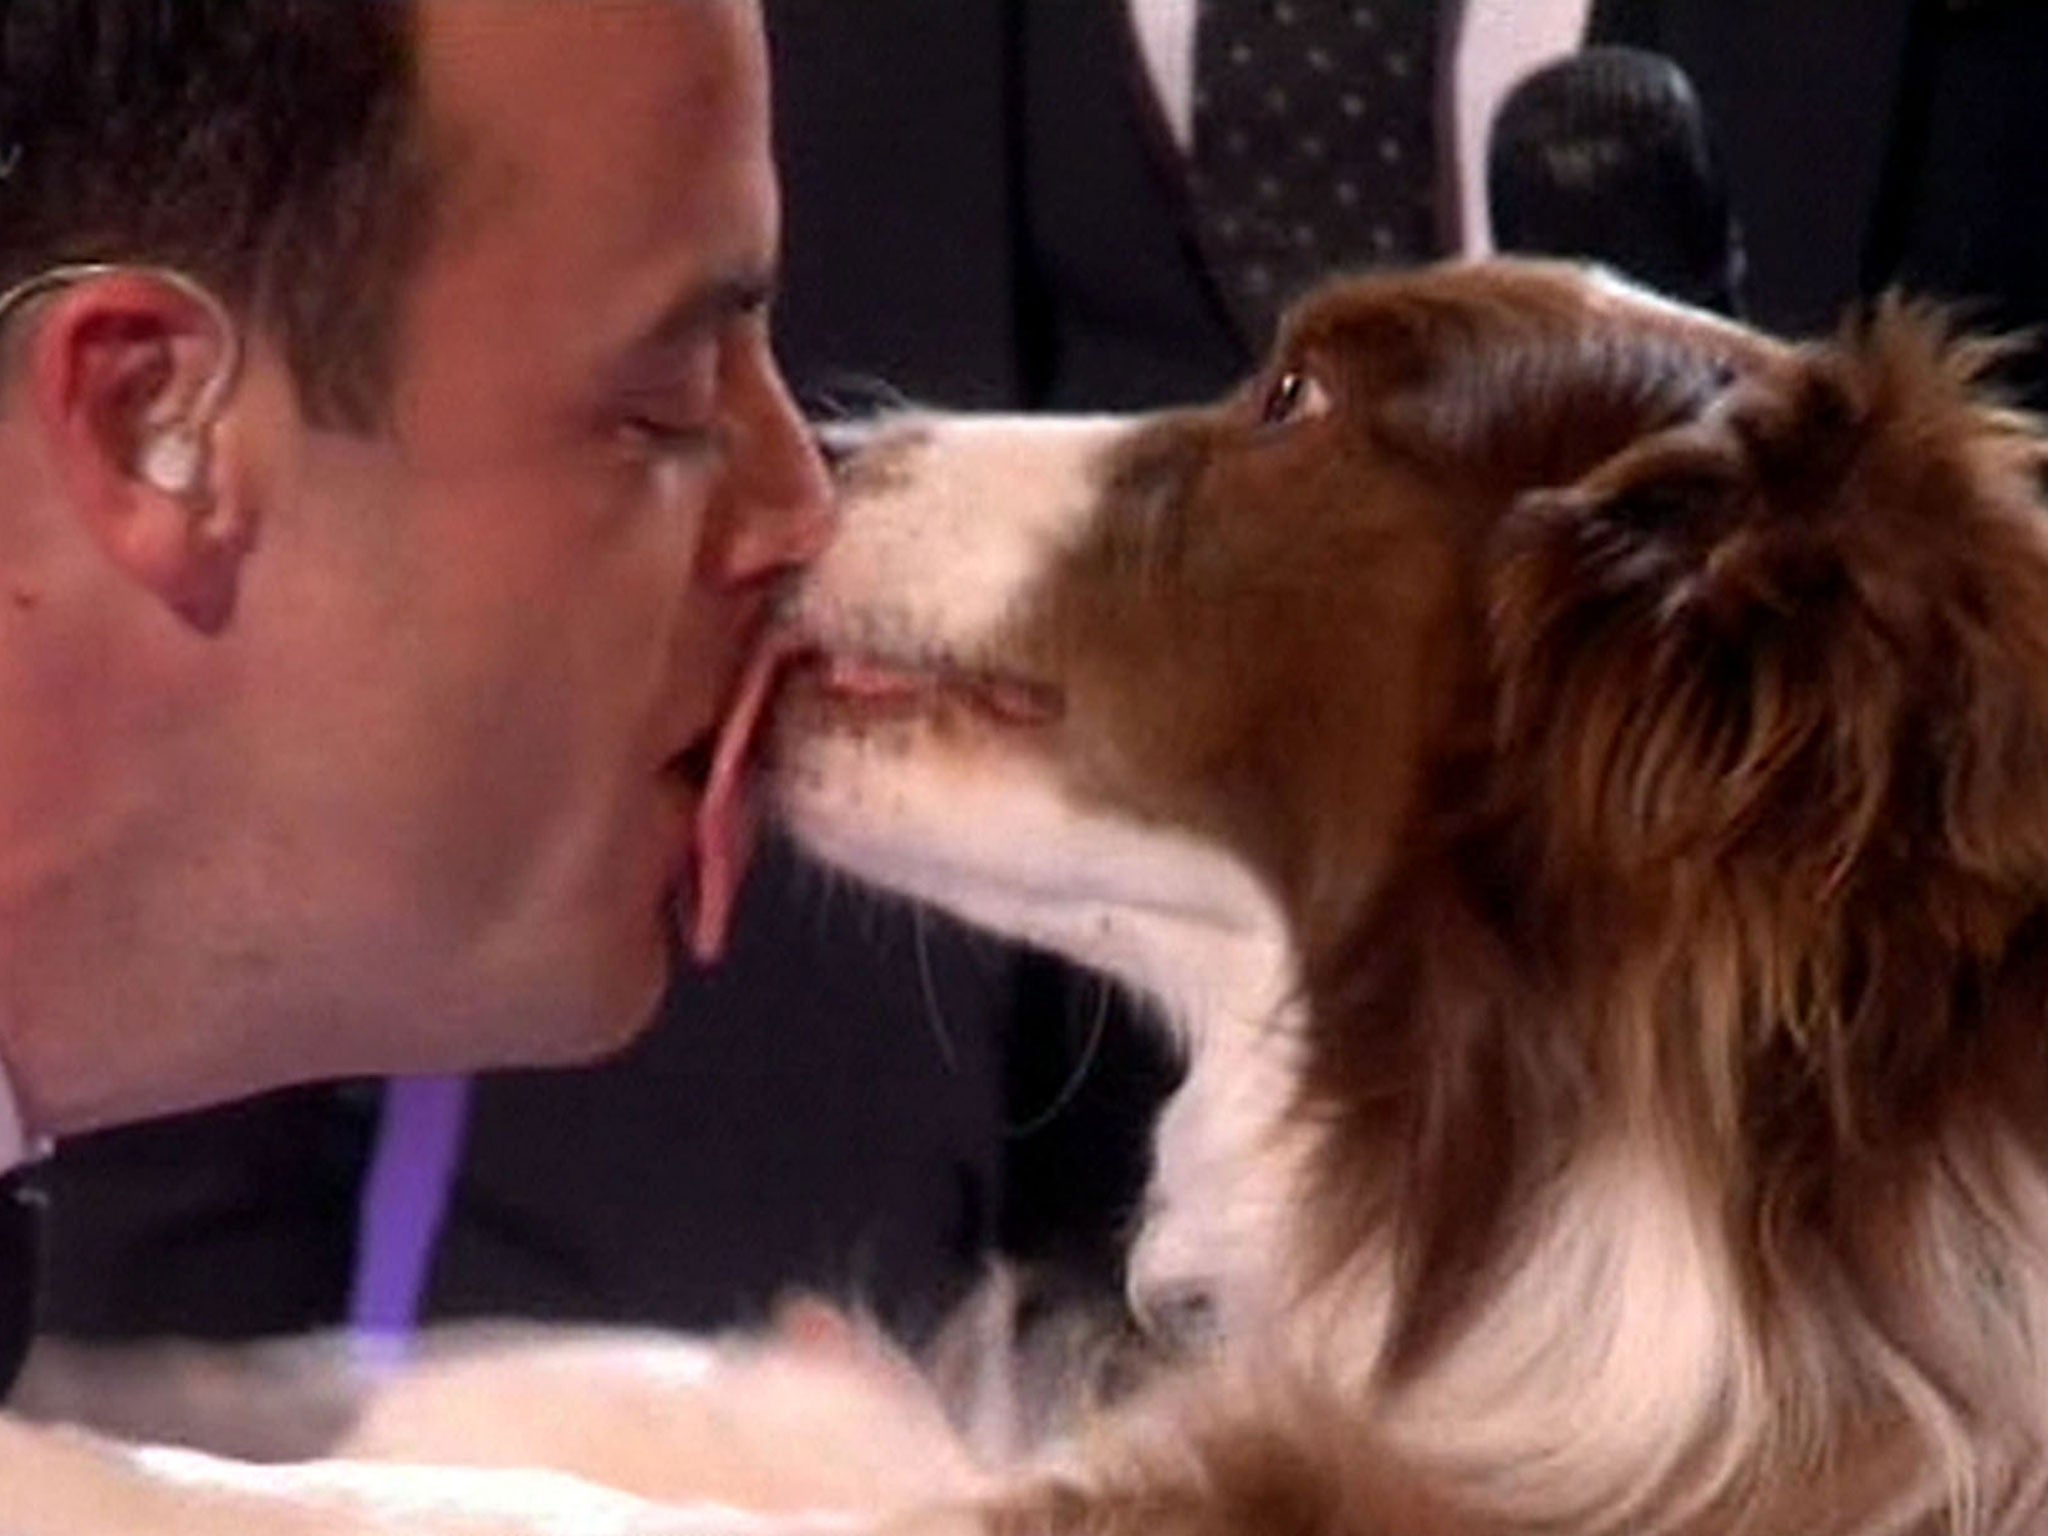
left=0, top=0, right=433, bottom=428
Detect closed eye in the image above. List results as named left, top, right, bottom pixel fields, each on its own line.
left=611, top=336, right=725, bottom=465
left=624, top=416, right=722, bottom=454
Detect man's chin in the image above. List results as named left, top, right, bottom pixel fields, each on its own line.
left=533, top=946, right=672, bottom=1067
left=421, top=929, right=673, bottom=1075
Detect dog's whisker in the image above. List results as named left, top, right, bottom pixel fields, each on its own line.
left=1005, top=975, right=1113, bottom=1140
left=912, top=907, right=961, bottom=1075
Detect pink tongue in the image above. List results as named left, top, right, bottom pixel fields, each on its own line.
left=687, top=635, right=796, bottom=965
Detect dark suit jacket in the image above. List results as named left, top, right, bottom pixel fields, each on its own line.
left=770, top=0, right=1251, bottom=417
left=0, top=1172, right=40, bottom=1397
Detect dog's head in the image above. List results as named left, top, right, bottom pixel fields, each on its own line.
left=777, top=266, right=1808, bottom=960
left=775, top=262, right=2048, bottom=1391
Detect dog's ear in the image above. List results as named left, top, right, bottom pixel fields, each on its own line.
left=1491, top=347, right=1862, bottom=648
left=1484, top=347, right=1852, bottom=881
left=1483, top=305, right=2048, bottom=906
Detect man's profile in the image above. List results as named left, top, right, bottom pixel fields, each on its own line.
left=0, top=1, right=828, bottom=1167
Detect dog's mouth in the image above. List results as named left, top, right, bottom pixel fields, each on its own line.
left=678, top=636, right=1063, bottom=964
left=800, top=651, right=1065, bottom=729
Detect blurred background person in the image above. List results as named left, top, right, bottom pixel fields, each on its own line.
left=1585, top=0, right=2048, bottom=404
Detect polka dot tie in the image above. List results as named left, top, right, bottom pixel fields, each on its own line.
left=1189, top=0, right=1444, bottom=347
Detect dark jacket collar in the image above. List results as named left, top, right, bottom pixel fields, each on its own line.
left=0, top=1169, right=41, bottom=1400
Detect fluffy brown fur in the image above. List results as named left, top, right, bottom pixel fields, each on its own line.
left=782, top=262, right=2048, bottom=1536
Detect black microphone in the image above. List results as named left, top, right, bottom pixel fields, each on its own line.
left=1487, top=46, right=1745, bottom=318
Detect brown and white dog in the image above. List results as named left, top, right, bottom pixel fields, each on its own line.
left=9, top=257, right=2048, bottom=1536
left=769, top=257, right=2048, bottom=1536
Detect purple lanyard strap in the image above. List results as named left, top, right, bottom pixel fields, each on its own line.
left=348, top=1073, right=471, bottom=1364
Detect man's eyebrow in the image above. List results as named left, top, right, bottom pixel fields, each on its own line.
left=630, top=269, right=777, bottom=354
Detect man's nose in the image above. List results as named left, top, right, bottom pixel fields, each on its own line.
left=705, top=340, right=835, bottom=585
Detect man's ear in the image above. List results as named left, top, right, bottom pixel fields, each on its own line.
left=20, top=268, right=252, bottom=634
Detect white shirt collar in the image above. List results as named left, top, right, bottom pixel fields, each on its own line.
left=1128, top=0, right=1198, bottom=152
left=0, top=1054, right=34, bottom=1175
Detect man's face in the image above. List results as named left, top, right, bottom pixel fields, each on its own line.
left=208, top=0, right=829, bottom=1074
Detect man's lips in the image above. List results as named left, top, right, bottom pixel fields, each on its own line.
left=667, top=732, right=718, bottom=798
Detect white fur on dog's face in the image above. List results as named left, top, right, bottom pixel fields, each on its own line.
left=778, top=415, right=1305, bottom=1342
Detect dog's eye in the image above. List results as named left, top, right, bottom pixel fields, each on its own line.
left=1259, top=370, right=1332, bottom=428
